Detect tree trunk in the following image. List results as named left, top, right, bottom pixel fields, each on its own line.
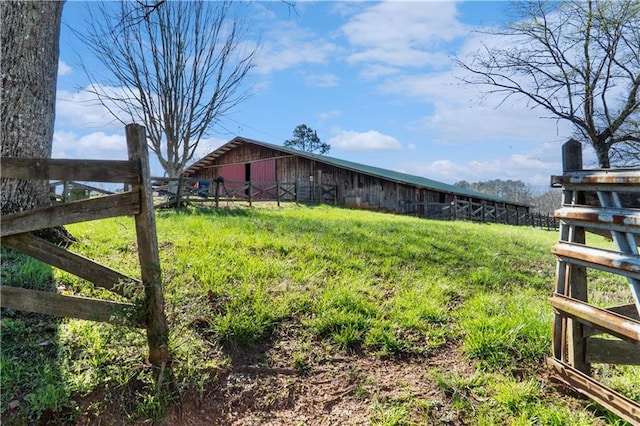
left=1, top=1, right=64, bottom=215
left=593, top=138, right=611, bottom=168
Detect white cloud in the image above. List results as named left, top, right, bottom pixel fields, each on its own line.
left=53, top=130, right=128, bottom=160
left=336, top=7, right=577, bottom=156
left=359, top=64, right=403, bottom=80
left=317, top=110, right=342, bottom=122
left=394, top=146, right=563, bottom=187
left=305, top=73, right=339, bottom=88
left=378, top=57, right=574, bottom=147
left=56, top=85, right=139, bottom=131
left=58, top=60, right=72, bottom=76
left=418, top=101, right=573, bottom=147
left=329, top=129, right=402, bottom=152
left=342, top=1, right=465, bottom=70
left=254, top=22, right=337, bottom=75
left=349, top=49, right=451, bottom=69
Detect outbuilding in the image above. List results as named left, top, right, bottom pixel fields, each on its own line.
left=183, top=136, right=530, bottom=222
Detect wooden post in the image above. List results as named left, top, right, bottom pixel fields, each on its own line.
left=316, top=169, right=323, bottom=203
left=125, top=124, right=169, bottom=369
left=452, top=197, right=457, bottom=220
left=248, top=180, right=252, bottom=207
left=214, top=178, right=220, bottom=208
left=276, top=181, right=281, bottom=207
left=563, top=139, right=583, bottom=172
left=333, top=181, right=338, bottom=205
left=175, top=176, right=183, bottom=210
left=62, top=180, right=69, bottom=203
left=560, top=139, right=589, bottom=374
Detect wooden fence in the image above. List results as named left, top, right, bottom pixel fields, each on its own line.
left=49, top=180, right=117, bottom=202
left=152, top=177, right=337, bottom=208
left=546, top=140, right=640, bottom=423
left=406, top=199, right=558, bottom=230
left=155, top=178, right=558, bottom=230
left=0, top=124, right=169, bottom=368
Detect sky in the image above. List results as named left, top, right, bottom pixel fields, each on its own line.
left=54, top=1, right=585, bottom=191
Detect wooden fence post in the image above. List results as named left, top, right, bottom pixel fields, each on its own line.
left=561, top=139, right=589, bottom=374
left=62, top=181, right=69, bottom=203
left=316, top=170, right=323, bottom=203
left=214, top=179, right=221, bottom=208
left=452, top=197, right=457, bottom=220
left=125, top=124, right=169, bottom=369
left=176, top=176, right=183, bottom=210
left=563, top=139, right=583, bottom=172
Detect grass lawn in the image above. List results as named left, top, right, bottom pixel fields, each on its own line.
left=1, top=204, right=638, bottom=425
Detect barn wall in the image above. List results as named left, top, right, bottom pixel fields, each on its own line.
left=186, top=142, right=528, bottom=215
left=275, top=157, right=422, bottom=213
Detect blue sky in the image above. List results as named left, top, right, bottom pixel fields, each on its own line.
left=54, top=1, right=581, bottom=190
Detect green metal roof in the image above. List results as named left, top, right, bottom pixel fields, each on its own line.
left=184, top=136, right=531, bottom=207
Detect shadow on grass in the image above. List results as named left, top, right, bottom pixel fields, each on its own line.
left=157, top=200, right=337, bottom=218
left=0, top=248, right=72, bottom=425
left=159, top=205, right=255, bottom=218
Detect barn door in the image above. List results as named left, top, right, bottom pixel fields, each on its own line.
left=250, top=159, right=276, bottom=200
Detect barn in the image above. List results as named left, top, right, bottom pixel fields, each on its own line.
left=182, top=136, right=530, bottom=220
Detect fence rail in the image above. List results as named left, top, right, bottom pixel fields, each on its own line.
left=405, top=199, right=558, bottom=229
left=0, top=124, right=168, bottom=368
left=547, top=140, right=640, bottom=424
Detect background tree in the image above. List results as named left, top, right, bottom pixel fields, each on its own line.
left=456, top=0, right=640, bottom=167
left=454, top=179, right=535, bottom=205
left=284, top=124, right=330, bottom=154
left=531, top=188, right=563, bottom=214
left=1, top=1, right=64, bottom=215
left=80, top=1, right=256, bottom=178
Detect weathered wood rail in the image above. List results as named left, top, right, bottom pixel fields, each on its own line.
left=547, top=140, right=640, bottom=424
left=0, top=124, right=169, bottom=367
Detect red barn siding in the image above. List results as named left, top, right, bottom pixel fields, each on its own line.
left=219, top=164, right=245, bottom=181
left=251, top=159, right=276, bottom=200
left=250, top=159, right=276, bottom=182
left=219, top=164, right=246, bottom=193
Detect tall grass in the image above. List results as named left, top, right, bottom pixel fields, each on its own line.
left=1, top=204, right=637, bottom=424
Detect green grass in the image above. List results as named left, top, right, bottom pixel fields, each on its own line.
left=1, top=204, right=638, bottom=424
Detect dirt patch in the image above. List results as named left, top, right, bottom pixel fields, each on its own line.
left=161, top=340, right=473, bottom=426
left=3, top=319, right=595, bottom=426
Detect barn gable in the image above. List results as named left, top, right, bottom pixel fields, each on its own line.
left=183, top=136, right=530, bottom=215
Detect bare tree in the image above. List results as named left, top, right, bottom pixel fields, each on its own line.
left=1, top=1, right=63, bottom=215
left=531, top=188, right=563, bottom=214
left=456, top=0, right=640, bottom=168
left=80, top=1, right=256, bottom=177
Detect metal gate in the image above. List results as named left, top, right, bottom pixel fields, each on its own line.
left=547, top=140, right=640, bottom=423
